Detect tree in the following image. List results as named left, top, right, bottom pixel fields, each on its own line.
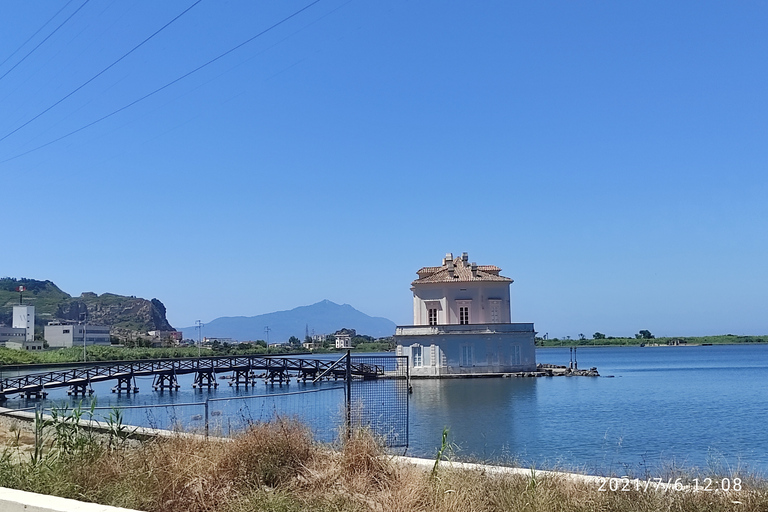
left=287, top=336, right=302, bottom=348
left=593, top=332, right=606, bottom=340
left=578, top=333, right=586, bottom=341
left=638, top=330, right=654, bottom=339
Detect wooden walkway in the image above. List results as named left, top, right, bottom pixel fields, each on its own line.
left=0, top=355, right=384, bottom=400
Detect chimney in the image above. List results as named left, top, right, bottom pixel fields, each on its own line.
left=447, top=258, right=455, bottom=277
left=471, top=262, right=478, bottom=278
left=462, top=252, right=469, bottom=264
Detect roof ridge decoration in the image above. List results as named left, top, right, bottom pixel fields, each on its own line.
left=413, top=252, right=513, bottom=285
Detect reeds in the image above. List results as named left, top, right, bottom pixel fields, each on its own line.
left=1, top=412, right=767, bottom=512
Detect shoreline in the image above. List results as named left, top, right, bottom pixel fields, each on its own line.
left=0, top=406, right=756, bottom=484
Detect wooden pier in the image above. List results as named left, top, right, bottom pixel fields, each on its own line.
left=0, top=355, right=384, bottom=401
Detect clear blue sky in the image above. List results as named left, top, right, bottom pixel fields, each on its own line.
left=2, top=1, right=766, bottom=339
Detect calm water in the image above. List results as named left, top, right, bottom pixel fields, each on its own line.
left=3, top=345, right=767, bottom=475
left=409, top=344, right=768, bottom=475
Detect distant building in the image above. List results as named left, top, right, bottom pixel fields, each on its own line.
left=395, top=252, right=536, bottom=376
left=1, top=305, right=38, bottom=350
left=13, top=305, right=35, bottom=342
left=45, top=322, right=111, bottom=348
left=149, top=330, right=183, bottom=342
left=0, top=326, right=27, bottom=347
left=5, top=338, right=43, bottom=351
left=333, top=328, right=355, bottom=349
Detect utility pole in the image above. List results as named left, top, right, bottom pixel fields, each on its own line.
left=264, top=326, right=270, bottom=354
left=196, top=320, right=203, bottom=358
left=82, top=308, right=87, bottom=362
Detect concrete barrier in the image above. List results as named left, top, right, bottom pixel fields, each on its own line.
left=0, top=487, right=141, bottom=512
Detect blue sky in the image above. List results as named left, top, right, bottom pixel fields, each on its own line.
left=2, top=1, right=766, bottom=339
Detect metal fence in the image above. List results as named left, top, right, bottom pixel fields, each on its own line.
left=1, top=354, right=410, bottom=448
left=349, top=355, right=409, bottom=447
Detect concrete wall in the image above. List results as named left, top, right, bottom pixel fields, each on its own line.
left=395, top=326, right=536, bottom=376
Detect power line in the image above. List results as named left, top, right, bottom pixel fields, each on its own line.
left=1, top=0, right=323, bottom=164
left=0, top=0, right=203, bottom=144
left=0, top=0, right=76, bottom=69
left=0, top=0, right=91, bottom=82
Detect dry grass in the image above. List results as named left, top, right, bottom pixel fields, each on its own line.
left=1, top=417, right=767, bottom=512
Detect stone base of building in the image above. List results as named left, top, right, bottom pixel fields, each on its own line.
left=395, top=323, right=537, bottom=377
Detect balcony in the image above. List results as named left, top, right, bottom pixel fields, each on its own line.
left=395, top=323, right=534, bottom=336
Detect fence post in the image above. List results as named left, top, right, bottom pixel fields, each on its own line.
left=204, top=398, right=209, bottom=438
left=34, top=402, right=41, bottom=450
left=345, top=349, right=351, bottom=441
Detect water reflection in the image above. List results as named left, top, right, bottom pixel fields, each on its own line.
left=409, top=378, right=538, bottom=461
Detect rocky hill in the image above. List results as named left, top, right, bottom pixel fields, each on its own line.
left=0, top=278, right=174, bottom=336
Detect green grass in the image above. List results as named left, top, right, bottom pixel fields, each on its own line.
left=538, top=334, right=768, bottom=347
left=1, top=412, right=766, bottom=512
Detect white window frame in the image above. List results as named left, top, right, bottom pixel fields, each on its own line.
left=456, top=300, right=471, bottom=325
left=461, top=344, right=473, bottom=367
left=412, top=345, right=423, bottom=367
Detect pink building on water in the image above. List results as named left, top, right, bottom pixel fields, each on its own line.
left=395, top=252, right=536, bottom=377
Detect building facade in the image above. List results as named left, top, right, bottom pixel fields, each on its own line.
left=395, top=252, right=536, bottom=376
left=44, top=322, right=111, bottom=348
left=0, top=326, right=27, bottom=347
left=5, top=337, right=43, bottom=351
left=334, top=328, right=355, bottom=349
left=13, top=305, right=35, bottom=342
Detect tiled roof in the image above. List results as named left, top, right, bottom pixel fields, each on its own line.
left=413, top=254, right=513, bottom=284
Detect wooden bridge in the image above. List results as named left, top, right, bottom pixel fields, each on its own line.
left=0, top=355, right=384, bottom=400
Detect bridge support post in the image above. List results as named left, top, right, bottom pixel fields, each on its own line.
left=23, top=389, right=48, bottom=400
left=68, top=380, right=93, bottom=397
left=230, top=369, right=252, bottom=388
left=112, top=374, right=139, bottom=394
left=193, top=370, right=218, bottom=389
left=152, top=372, right=180, bottom=391
left=265, top=369, right=290, bottom=385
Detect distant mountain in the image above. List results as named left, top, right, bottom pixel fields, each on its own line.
left=0, top=278, right=174, bottom=335
left=181, top=300, right=396, bottom=343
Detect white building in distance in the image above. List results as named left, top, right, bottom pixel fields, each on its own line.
left=334, top=328, right=355, bottom=349
left=45, top=322, right=111, bottom=348
left=13, top=305, right=35, bottom=342
left=2, top=305, right=41, bottom=351
left=395, top=252, right=536, bottom=377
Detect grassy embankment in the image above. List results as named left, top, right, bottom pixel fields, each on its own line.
left=537, top=334, right=767, bottom=348
left=0, top=408, right=765, bottom=512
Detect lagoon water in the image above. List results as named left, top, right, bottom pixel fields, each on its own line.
left=3, top=344, right=767, bottom=475
left=409, top=344, right=768, bottom=475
